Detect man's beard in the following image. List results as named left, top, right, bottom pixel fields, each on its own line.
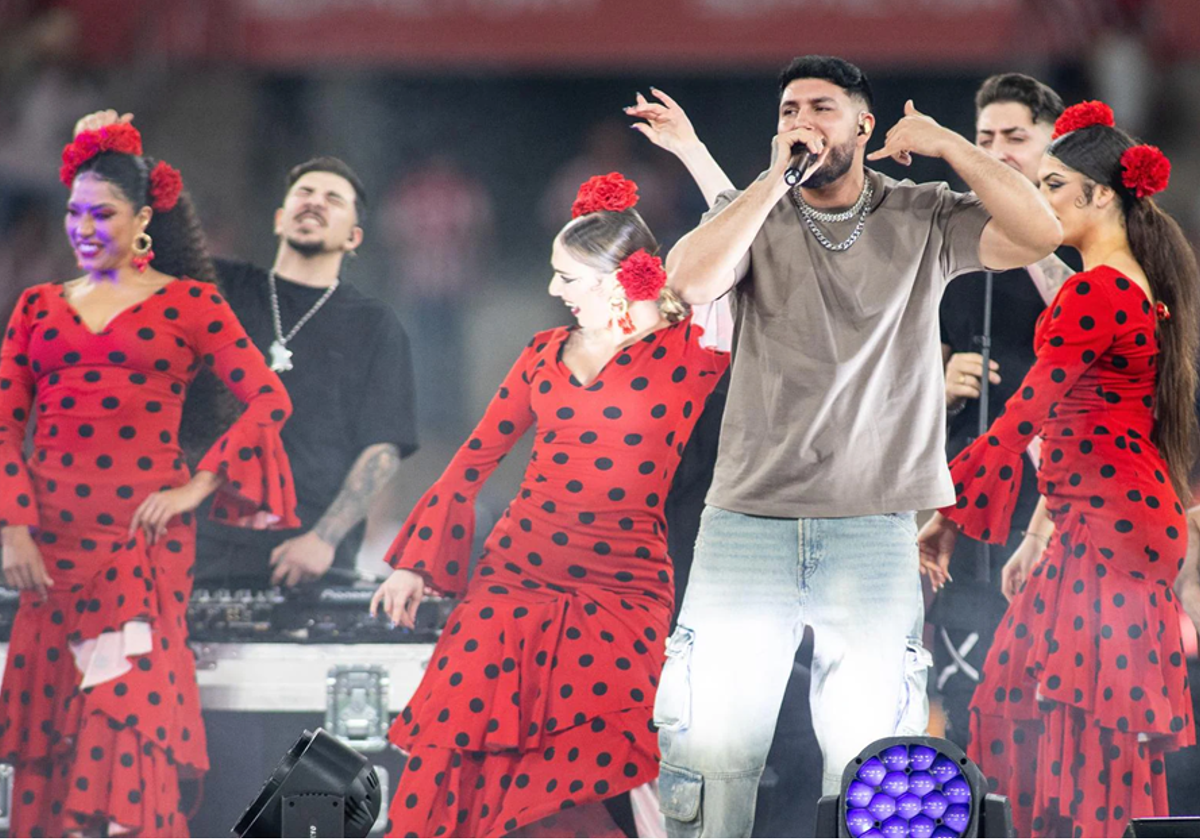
left=285, top=235, right=329, bottom=257
left=801, top=137, right=857, bottom=190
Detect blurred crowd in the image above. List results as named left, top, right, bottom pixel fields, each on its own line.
left=3, top=2, right=1200, bottom=563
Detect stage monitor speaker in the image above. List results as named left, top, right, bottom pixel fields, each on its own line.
left=1124, top=816, right=1200, bottom=837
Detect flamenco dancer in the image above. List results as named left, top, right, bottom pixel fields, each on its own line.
left=918, top=102, right=1198, bottom=837
left=370, top=173, right=728, bottom=837
left=0, top=123, right=299, bottom=836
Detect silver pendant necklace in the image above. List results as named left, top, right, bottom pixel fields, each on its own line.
left=268, top=270, right=339, bottom=372
left=789, top=177, right=874, bottom=252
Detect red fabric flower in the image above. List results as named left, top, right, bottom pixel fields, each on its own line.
left=149, top=161, right=184, bottom=212
left=59, top=123, right=144, bottom=186
left=1052, top=101, right=1115, bottom=139
left=1120, top=144, right=1170, bottom=199
left=571, top=172, right=639, bottom=218
left=616, top=249, right=667, bottom=302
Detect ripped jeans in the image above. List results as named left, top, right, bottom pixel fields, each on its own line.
left=655, top=506, right=930, bottom=838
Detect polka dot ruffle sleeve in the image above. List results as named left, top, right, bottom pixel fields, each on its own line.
left=191, top=290, right=301, bottom=530
left=941, top=274, right=1117, bottom=544
left=0, top=289, right=40, bottom=528
left=385, top=338, right=537, bottom=596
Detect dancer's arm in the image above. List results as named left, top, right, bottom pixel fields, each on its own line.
left=938, top=274, right=1117, bottom=545
left=869, top=100, right=1061, bottom=270
left=380, top=335, right=539, bottom=594
left=626, top=88, right=735, bottom=208
left=190, top=284, right=300, bottom=530
left=0, top=288, right=53, bottom=595
left=1001, top=496, right=1052, bottom=601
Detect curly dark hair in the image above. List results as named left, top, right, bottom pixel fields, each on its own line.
left=73, top=152, right=240, bottom=465
left=778, top=55, right=873, bottom=110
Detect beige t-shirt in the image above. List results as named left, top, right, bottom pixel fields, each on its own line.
left=706, top=168, right=991, bottom=518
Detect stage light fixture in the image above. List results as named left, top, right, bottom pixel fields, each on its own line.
left=234, top=728, right=382, bottom=838
left=815, top=736, right=1013, bottom=838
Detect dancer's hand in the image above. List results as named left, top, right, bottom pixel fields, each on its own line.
left=129, top=473, right=214, bottom=544
left=625, top=88, right=702, bottom=158
left=370, top=569, right=426, bottom=630
left=1001, top=533, right=1046, bottom=602
left=269, top=531, right=336, bottom=587
left=867, top=100, right=956, bottom=167
left=945, top=352, right=1001, bottom=407
left=73, top=109, right=134, bottom=138
left=917, top=512, right=957, bottom=592
left=1, top=526, right=53, bottom=598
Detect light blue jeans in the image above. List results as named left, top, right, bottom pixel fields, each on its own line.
left=655, top=506, right=930, bottom=838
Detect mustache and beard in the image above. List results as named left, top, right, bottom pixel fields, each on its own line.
left=800, top=134, right=858, bottom=190
left=285, top=236, right=329, bottom=257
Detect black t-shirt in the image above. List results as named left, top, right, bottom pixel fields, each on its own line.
left=940, top=268, right=1043, bottom=459
left=933, top=268, right=1044, bottom=627
left=195, top=259, right=418, bottom=580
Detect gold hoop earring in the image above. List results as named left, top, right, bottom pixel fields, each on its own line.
left=132, top=232, right=154, bottom=273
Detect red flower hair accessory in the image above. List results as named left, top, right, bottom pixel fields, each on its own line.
left=1052, top=101, right=1115, bottom=139
left=149, top=160, right=183, bottom=211
left=1120, top=144, right=1170, bottom=199
left=59, top=123, right=144, bottom=186
left=571, top=172, right=639, bottom=218
left=616, top=249, right=667, bottom=302
left=1155, top=301, right=1171, bottom=322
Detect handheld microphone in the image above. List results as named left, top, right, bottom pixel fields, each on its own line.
left=784, top=144, right=815, bottom=187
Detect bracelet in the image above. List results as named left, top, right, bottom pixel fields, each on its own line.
left=1021, top=529, right=1051, bottom=545
left=945, top=398, right=967, bottom=418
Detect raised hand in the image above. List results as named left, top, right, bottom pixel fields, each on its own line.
left=625, top=88, right=701, bottom=157
left=867, top=100, right=956, bottom=167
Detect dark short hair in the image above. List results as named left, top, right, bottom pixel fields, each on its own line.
left=285, top=156, right=368, bottom=225
left=974, top=73, right=1064, bottom=126
left=778, top=55, right=873, bottom=110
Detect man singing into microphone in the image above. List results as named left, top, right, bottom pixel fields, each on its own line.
left=653, top=56, right=1061, bottom=837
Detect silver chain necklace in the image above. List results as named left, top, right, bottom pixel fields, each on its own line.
left=267, top=270, right=339, bottom=372
left=789, top=178, right=874, bottom=252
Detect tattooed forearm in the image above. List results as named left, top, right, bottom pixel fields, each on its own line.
left=1031, top=252, right=1075, bottom=296
left=313, top=443, right=402, bottom=546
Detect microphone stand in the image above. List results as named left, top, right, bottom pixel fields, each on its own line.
left=974, top=271, right=994, bottom=583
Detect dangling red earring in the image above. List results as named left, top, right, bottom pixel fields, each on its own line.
left=132, top=232, right=154, bottom=273
left=609, top=295, right=635, bottom=336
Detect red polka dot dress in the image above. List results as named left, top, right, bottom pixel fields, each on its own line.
left=0, top=280, right=300, bottom=837
left=383, top=319, right=727, bottom=838
left=940, top=266, right=1194, bottom=838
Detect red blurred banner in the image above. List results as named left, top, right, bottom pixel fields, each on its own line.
left=59, top=0, right=1200, bottom=69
